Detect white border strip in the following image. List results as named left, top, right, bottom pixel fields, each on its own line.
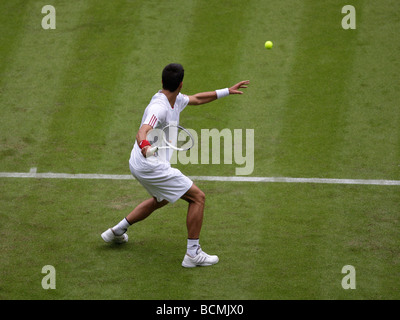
left=190, top=176, right=400, bottom=186
left=0, top=170, right=399, bottom=186
left=0, top=172, right=133, bottom=180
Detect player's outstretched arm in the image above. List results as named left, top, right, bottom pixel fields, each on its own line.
left=188, top=80, right=250, bottom=106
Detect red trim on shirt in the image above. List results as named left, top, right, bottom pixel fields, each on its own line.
left=148, top=115, right=157, bottom=127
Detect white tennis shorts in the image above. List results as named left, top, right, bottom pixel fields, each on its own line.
left=129, top=162, right=193, bottom=203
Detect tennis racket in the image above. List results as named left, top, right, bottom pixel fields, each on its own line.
left=146, top=124, right=195, bottom=157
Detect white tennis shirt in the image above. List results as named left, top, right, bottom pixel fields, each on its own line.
left=129, top=91, right=189, bottom=170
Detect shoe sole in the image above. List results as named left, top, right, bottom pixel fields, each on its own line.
left=181, top=256, right=219, bottom=268
left=182, top=262, right=213, bottom=268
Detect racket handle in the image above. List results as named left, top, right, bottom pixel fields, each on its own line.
left=146, top=146, right=158, bottom=157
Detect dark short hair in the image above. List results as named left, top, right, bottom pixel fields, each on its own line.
left=162, top=63, right=184, bottom=92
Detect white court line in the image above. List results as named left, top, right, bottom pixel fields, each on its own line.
left=0, top=170, right=399, bottom=186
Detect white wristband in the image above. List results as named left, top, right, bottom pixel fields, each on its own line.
left=216, top=88, right=229, bottom=99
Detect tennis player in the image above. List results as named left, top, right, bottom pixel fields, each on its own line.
left=101, top=63, right=249, bottom=267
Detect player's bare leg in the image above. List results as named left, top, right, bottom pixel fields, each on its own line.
left=101, top=197, right=168, bottom=243
left=181, top=184, right=205, bottom=239
left=181, top=184, right=219, bottom=267
left=125, top=197, right=169, bottom=224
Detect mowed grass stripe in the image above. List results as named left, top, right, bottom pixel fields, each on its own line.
left=275, top=1, right=359, bottom=178
left=0, top=1, right=28, bottom=79
left=254, top=1, right=358, bottom=298
left=339, top=0, right=400, bottom=180
left=229, top=0, right=307, bottom=178
left=0, top=1, right=90, bottom=172
left=320, top=0, right=400, bottom=298
left=203, top=0, right=308, bottom=299
left=38, top=1, right=143, bottom=173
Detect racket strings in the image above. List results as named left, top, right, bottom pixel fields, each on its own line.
left=146, top=125, right=194, bottom=151
left=163, top=125, right=194, bottom=151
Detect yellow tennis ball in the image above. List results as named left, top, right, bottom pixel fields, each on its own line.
left=265, top=41, right=273, bottom=49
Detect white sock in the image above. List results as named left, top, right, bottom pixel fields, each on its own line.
left=187, top=239, right=200, bottom=257
left=112, top=218, right=131, bottom=236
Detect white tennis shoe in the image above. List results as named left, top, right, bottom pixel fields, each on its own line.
left=182, top=247, right=219, bottom=268
left=101, top=228, right=128, bottom=244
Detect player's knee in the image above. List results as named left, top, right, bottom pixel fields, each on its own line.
left=151, top=198, right=167, bottom=210
left=196, top=190, right=206, bottom=206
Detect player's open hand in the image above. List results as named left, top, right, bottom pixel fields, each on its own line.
left=229, top=80, right=250, bottom=94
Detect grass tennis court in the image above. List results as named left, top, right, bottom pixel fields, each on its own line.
left=1, top=0, right=399, bottom=300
